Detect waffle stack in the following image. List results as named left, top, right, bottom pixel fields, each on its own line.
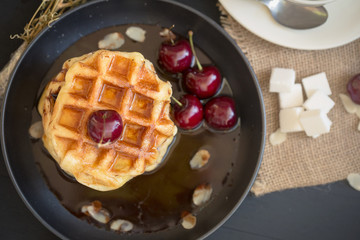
left=38, top=50, right=177, bottom=191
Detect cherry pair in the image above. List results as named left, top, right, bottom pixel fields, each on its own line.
left=173, top=95, right=237, bottom=131
left=158, top=31, right=221, bottom=100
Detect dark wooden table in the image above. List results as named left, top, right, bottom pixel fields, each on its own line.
left=1, top=0, right=360, bottom=239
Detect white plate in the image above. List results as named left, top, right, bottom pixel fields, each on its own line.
left=219, top=0, right=360, bottom=50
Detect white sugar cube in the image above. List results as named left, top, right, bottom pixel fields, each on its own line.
left=279, top=84, right=304, bottom=109
left=302, top=72, right=332, bottom=98
left=299, top=110, right=332, bottom=137
left=269, top=68, right=296, bottom=93
left=303, top=90, right=335, bottom=113
left=279, top=107, right=304, bottom=133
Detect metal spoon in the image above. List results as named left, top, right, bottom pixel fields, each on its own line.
left=257, top=0, right=328, bottom=29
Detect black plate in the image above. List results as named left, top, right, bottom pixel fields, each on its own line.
left=1, top=0, right=265, bottom=239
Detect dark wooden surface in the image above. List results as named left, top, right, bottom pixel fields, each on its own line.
left=1, top=0, right=360, bottom=239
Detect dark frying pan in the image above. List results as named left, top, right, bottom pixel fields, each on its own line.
left=1, top=0, right=265, bottom=239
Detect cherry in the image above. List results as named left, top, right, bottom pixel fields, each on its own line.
left=204, top=96, right=237, bottom=130
left=183, top=31, right=221, bottom=99
left=173, top=95, right=203, bottom=130
left=87, top=110, right=123, bottom=144
left=158, top=39, right=193, bottom=73
left=183, top=66, right=221, bottom=99
left=347, top=73, right=360, bottom=104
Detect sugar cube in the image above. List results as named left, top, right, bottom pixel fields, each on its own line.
left=302, top=72, right=332, bottom=98
left=279, top=107, right=304, bottom=133
left=303, top=90, right=335, bottom=113
left=278, top=83, right=304, bottom=109
left=269, top=68, right=296, bottom=93
left=299, top=110, right=332, bottom=137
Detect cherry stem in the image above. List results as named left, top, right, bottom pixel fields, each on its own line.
left=169, top=24, right=175, bottom=45
left=97, top=141, right=111, bottom=148
left=171, top=96, right=183, bottom=107
left=98, top=117, right=106, bottom=145
left=188, top=30, right=203, bottom=72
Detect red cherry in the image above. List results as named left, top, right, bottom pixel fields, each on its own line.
left=158, top=39, right=193, bottom=73
left=173, top=95, right=203, bottom=130
left=347, top=73, right=360, bottom=104
left=87, top=110, right=123, bottom=144
left=183, top=66, right=222, bottom=99
left=183, top=31, right=222, bottom=99
left=204, top=96, right=237, bottom=130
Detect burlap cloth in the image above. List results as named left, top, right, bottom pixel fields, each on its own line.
left=218, top=5, right=360, bottom=196
left=1, top=4, right=359, bottom=197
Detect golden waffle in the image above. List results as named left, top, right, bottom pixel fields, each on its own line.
left=38, top=50, right=177, bottom=191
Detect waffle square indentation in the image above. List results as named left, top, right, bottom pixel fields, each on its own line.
left=121, top=123, right=147, bottom=148
left=137, top=64, right=160, bottom=92
left=70, top=76, right=94, bottom=99
left=58, top=106, right=85, bottom=132
left=108, top=55, right=132, bottom=81
left=129, top=93, right=154, bottom=119
left=98, top=83, right=125, bottom=108
left=110, top=152, right=136, bottom=173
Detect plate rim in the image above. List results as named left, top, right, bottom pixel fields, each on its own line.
left=219, top=0, right=360, bottom=50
